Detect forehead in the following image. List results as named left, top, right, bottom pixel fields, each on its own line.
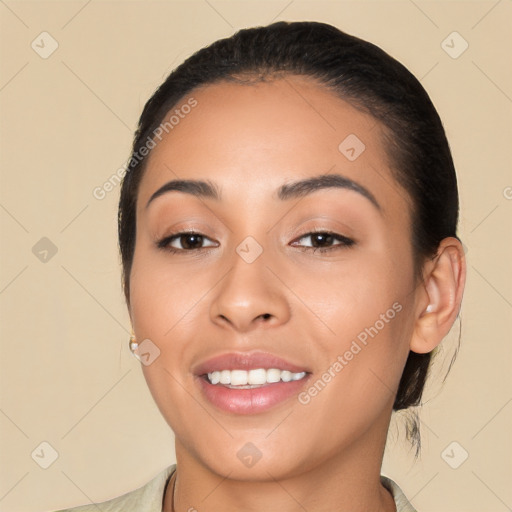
left=137, top=76, right=409, bottom=217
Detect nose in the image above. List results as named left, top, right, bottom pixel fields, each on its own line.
left=209, top=248, right=291, bottom=333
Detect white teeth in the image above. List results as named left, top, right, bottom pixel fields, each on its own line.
left=266, top=368, right=281, bottom=383
left=206, top=368, right=307, bottom=386
left=230, top=370, right=248, bottom=386
left=219, top=369, right=231, bottom=385
left=248, top=368, right=267, bottom=385
left=281, top=370, right=292, bottom=382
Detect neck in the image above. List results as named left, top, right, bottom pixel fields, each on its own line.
left=165, top=413, right=396, bottom=512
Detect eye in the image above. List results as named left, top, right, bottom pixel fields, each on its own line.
left=156, top=229, right=355, bottom=255
left=156, top=231, right=217, bottom=253
left=291, top=231, right=355, bottom=253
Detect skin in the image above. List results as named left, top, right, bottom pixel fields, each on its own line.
left=128, top=75, right=466, bottom=512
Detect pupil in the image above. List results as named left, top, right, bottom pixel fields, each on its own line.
left=183, top=234, right=202, bottom=249
left=314, top=233, right=332, bottom=247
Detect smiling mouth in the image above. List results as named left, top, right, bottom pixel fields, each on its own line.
left=193, top=350, right=312, bottom=413
left=204, top=368, right=308, bottom=388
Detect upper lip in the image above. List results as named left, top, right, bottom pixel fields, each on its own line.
left=192, top=350, right=311, bottom=376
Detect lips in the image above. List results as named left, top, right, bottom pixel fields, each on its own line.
left=192, top=350, right=311, bottom=376
left=192, top=350, right=312, bottom=414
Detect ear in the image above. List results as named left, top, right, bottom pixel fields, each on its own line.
left=410, top=237, right=466, bottom=354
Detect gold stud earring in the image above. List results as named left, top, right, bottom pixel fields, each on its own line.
left=129, top=333, right=138, bottom=353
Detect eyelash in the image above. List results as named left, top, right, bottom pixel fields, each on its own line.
left=156, top=229, right=355, bottom=254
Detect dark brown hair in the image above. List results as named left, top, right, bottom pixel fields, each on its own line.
left=118, top=21, right=460, bottom=449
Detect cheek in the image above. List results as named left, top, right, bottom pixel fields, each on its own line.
left=290, top=246, right=411, bottom=333
left=128, top=246, right=217, bottom=426
left=295, top=300, right=411, bottom=447
left=291, top=250, right=413, bottom=398
left=128, top=243, right=203, bottom=335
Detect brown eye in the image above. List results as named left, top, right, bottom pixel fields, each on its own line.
left=292, top=231, right=355, bottom=253
left=156, top=231, right=217, bottom=253
left=177, top=233, right=204, bottom=250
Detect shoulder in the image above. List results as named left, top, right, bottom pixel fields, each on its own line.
left=381, top=475, right=418, bottom=512
left=53, top=464, right=176, bottom=512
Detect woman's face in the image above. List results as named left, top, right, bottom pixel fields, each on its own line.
left=129, top=76, right=421, bottom=479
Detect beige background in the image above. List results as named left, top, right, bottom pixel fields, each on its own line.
left=1, top=1, right=511, bottom=511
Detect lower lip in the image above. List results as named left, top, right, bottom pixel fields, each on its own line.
left=197, top=375, right=310, bottom=414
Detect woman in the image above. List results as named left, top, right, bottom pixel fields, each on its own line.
left=56, top=20, right=466, bottom=512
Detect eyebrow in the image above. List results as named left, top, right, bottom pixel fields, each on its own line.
left=145, top=173, right=381, bottom=211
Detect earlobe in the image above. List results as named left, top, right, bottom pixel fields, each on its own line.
left=410, top=237, right=466, bottom=354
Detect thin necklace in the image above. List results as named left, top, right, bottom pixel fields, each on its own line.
left=164, top=470, right=177, bottom=512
